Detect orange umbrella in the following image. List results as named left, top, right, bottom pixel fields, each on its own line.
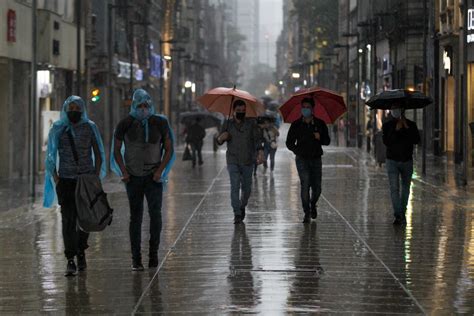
left=196, top=86, right=265, bottom=118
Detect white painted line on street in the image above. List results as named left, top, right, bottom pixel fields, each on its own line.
left=320, top=194, right=427, bottom=315
left=132, top=165, right=226, bottom=315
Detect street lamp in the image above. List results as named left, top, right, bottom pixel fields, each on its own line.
left=292, top=72, right=301, bottom=79
left=334, top=42, right=350, bottom=146
left=343, top=32, right=362, bottom=148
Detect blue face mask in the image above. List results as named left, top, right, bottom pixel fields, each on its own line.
left=301, top=108, right=313, bottom=118
left=136, top=107, right=150, bottom=121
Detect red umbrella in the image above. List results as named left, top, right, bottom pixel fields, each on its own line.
left=197, top=86, right=265, bottom=118
left=279, top=87, right=347, bottom=124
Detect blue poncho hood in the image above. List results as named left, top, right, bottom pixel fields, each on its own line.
left=110, top=89, right=176, bottom=186
left=43, top=96, right=106, bottom=208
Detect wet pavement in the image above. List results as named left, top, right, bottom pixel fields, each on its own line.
left=1, top=132, right=474, bottom=314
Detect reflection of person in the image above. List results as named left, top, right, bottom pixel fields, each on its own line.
left=228, top=224, right=255, bottom=308
left=186, top=118, right=206, bottom=167
left=288, top=222, right=322, bottom=309
left=382, top=108, right=420, bottom=225
left=217, top=99, right=264, bottom=224
left=286, top=98, right=330, bottom=223
left=43, top=96, right=106, bottom=277
left=112, top=89, right=175, bottom=270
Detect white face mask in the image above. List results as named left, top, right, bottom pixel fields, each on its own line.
left=391, top=109, right=402, bottom=119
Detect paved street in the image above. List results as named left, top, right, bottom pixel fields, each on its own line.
left=1, top=132, right=473, bottom=315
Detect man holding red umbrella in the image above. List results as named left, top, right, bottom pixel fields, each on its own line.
left=286, top=97, right=330, bottom=223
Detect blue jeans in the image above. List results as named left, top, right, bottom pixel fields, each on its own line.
left=125, top=174, right=163, bottom=260
left=227, top=164, right=253, bottom=216
left=386, top=159, right=413, bottom=217
left=295, top=157, right=322, bottom=213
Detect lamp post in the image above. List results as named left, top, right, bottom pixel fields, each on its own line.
left=334, top=43, right=350, bottom=146
left=343, top=32, right=362, bottom=148
left=159, top=38, right=178, bottom=113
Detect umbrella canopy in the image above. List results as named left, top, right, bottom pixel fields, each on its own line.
left=197, top=86, right=265, bottom=118
left=279, top=87, right=347, bottom=124
left=179, top=111, right=223, bottom=129
left=366, top=89, right=433, bottom=110
left=266, top=100, right=280, bottom=111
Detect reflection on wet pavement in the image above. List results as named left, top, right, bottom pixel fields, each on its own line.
left=0, top=133, right=473, bottom=314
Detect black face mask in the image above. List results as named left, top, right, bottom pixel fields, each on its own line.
left=235, top=112, right=246, bottom=121
left=67, top=111, right=82, bottom=124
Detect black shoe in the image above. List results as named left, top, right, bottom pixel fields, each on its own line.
left=311, top=205, right=318, bottom=219
left=234, top=215, right=243, bottom=224
left=241, top=207, right=246, bottom=220
left=77, top=253, right=87, bottom=271
left=132, top=259, right=145, bottom=271
left=148, top=254, right=158, bottom=268
left=302, top=214, right=311, bottom=224
left=198, top=161, right=204, bottom=166
left=65, top=259, right=77, bottom=277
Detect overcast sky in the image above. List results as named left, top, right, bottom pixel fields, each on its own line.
left=259, top=0, right=283, bottom=67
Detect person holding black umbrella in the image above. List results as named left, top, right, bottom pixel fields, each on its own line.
left=382, top=107, right=420, bottom=225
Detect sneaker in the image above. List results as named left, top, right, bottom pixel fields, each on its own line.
left=65, top=259, right=77, bottom=277
left=241, top=207, right=246, bottom=221
left=77, top=253, right=87, bottom=271
left=311, top=205, right=318, bottom=219
left=132, top=259, right=145, bottom=271
left=149, top=254, right=159, bottom=268
left=302, top=214, right=311, bottom=224
left=234, top=215, right=243, bottom=224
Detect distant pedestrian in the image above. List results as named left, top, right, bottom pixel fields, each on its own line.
left=262, top=119, right=280, bottom=172
left=111, top=89, right=175, bottom=271
left=382, top=107, right=420, bottom=225
left=186, top=118, right=206, bottom=167
left=217, top=99, right=264, bottom=224
left=43, top=96, right=106, bottom=277
left=286, top=97, right=330, bottom=223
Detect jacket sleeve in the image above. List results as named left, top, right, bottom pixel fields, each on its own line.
left=320, top=122, right=330, bottom=146
left=286, top=123, right=298, bottom=153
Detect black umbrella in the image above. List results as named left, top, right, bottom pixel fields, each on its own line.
left=179, top=112, right=224, bottom=129
left=366, top=89, right=433, bottom=110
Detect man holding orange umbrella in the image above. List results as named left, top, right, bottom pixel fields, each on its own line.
left=198, top=87, right=265, bottom=224
left=281, top=88, right=346, bottom=223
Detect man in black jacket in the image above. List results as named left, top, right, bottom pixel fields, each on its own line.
left=286, top=98, right=330, bottom=223
left=382, top=107, right=420, bottom=225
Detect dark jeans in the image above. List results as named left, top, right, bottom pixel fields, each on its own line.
left=56, top=178, right=89, bottom=259
left=386, top=159, right=413, bottom=217
left=295, top=157, right=322, bottom=213
left=190, top=141, right=203, bottom=165
left=227, top=164, right=253, bottom=216
left=125, top=174, right=163, bottom=260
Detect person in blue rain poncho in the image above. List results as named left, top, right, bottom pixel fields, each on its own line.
left=111, top=89, right=175, bottom=271
left=43, top=95, right=106, bottom=277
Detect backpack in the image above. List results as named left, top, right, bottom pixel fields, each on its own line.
left=66, top=130, right=113, bottom=232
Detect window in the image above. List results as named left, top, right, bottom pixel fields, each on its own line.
left=53, top=40, right=60, bottom=55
